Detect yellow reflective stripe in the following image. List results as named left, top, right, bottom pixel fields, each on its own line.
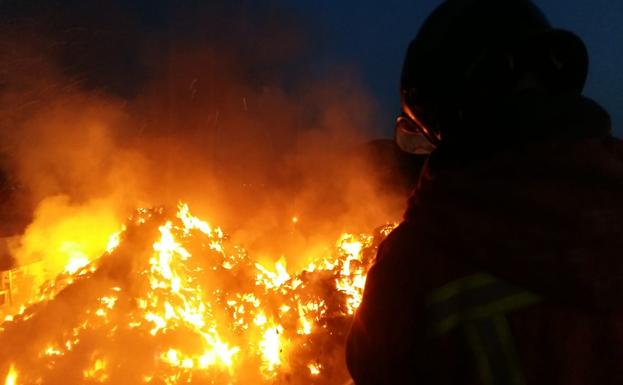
left=464, top=321, right=495, bottom=385
left=427, top=273, right=497, bottom=305
left=433, top=291, right=542, bottom=335
left=492, top=315, right=526, bottom=385
left=427, top=273, right=540, bottom=385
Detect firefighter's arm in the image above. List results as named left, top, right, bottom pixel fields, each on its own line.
left=346, top=222, right=425, bottom=384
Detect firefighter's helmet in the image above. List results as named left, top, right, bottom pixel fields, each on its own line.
left=396, top=0, right=589, bottom=149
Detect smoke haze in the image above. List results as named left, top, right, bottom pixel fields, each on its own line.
left=0, top=0, right=406, bottom=274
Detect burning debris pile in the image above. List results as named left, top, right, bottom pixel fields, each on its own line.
left=0, top=203, right=394, bottom=385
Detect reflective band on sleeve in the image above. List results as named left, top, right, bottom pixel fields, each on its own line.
left=427, top=273, right=542, bottom=335
left=427, top=273, right=541, bottom=385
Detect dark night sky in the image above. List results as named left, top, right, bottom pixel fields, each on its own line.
left=2, top=0, right=619, bottom=139
left=290, top=0, right=623, bottom=138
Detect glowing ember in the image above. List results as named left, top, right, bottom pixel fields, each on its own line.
left=0, top=202, right=396, bottom=384
left=83, top=356, right=108, bottom=383
left=105, top=227, right=125, bottom=254
left=308, top=362, right=322, bottom=376
left=64, top=255, right=91, bottom=275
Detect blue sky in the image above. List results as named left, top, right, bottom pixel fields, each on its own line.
left=290, top=0, right=623, bottom=137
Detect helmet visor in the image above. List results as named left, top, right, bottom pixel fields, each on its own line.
left=398, top=90, right=442, bottom=147
left=395, top=114, right=436, bottom=155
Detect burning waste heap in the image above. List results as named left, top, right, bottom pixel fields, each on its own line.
left=0, top=203, right=395, bottom=384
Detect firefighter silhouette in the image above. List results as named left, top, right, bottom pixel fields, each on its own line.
left=347, top=0, right=623, bottom=384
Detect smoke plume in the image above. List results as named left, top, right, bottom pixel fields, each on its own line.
left=0, top=0, right=406, bottom=278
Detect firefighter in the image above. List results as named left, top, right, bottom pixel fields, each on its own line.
left=347, top=0, right=623, bottom=384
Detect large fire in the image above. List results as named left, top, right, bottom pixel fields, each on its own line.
left=0, top=202, right=394, bottom=384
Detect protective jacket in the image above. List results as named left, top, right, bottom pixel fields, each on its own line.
left=346, top=92, right=623, bottom=385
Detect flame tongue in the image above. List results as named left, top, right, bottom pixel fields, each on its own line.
left=0, top=202, right=395, bottom=384
left=4, top=365, right=17, bottom=385
left=143, top=219, right=240, bottom=372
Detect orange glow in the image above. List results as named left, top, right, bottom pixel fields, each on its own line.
left=10, top=196, right=121, bottom=285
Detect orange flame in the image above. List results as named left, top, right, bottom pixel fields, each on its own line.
left=0, top=202, right=397, bottom=384
left=4, top=365, right=17, bottom=385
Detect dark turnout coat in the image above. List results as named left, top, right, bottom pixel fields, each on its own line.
left=346, top=93, right=623, bottom=385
